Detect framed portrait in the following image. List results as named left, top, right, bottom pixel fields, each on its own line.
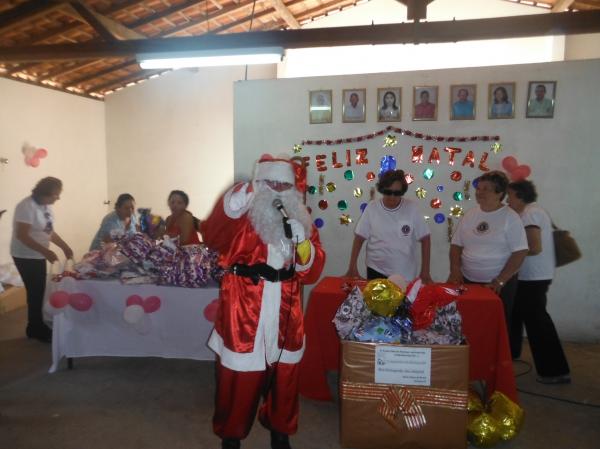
left=450, top=84, right=477, bottom=120
left=526, top=81, right=556, bottom=118
left=412, top=86, right=438, bottom=121
left=342, top=89, right=366, bottom=123
left=488, top=82, right=515, bottom=119
left=377, top=87, right=401, bottom=122
left=309, top=90, right=332, bottom=124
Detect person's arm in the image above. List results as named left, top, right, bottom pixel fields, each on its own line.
left=525, top=226, right=542, bottom=255
left=15, top=222, right=58, bottom=262
left=344, top=234, right=366, bottom=278
left=51, top=232, right=74, bottom=259
left=485, top=249, right=528, bottom=293
left=447, top=244, right=464, bottom=284
left=419, top=235, right=433, bottom=284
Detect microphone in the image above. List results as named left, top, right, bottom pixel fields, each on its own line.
left=272, top=199, right=293, bottom=239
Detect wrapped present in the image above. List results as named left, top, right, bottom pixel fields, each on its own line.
left=340, top=340, right=469, bottom=449
left=333, top=286, right=372, bottom=339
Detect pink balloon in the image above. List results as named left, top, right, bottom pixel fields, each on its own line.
left=142, top=296, right=161, bottom=313
left=502, top=156, right=518, bottom=172
left=49, top=291, right=70, bottom=309
left=34, top=148, right=48, bottom=159
left=511, top=165, right=531, bottom=181
left=126, top=294, right=144, bottom=307
left=203, top=299, right=220, bottom=323
left=28, top=157, right=40, bottom=167
left=69, top=293, right=93, bottom=311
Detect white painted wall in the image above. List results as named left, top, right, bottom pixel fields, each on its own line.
left=280, top=0, right=565, bottom=77
left=0, top=78, right=107, bottom=265
left=104, top=65, right=276, bottom=222
left=565, top=33, right=600, bottom=60
left=234, top=59, right=600, bottom=342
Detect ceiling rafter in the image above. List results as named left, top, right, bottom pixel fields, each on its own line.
left=0, top=0, right=66, bottom=34
left=264, top=0, right=301, bottom=28
left=66, top=59, right=137, bottom=86
left=552, top=0, right=576, bottom=10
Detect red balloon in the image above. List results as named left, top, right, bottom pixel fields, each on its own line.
left=142, top=296, right=161, bottom=313
left=34, top=148, right=48, bottom=158
left=49, top=291, right=70, bottom=309
left=502, top=156, right=518, bottom=171
left=28, top=157, right=40, bottom=167
left=69, top=293, right=93, bottom=311
left=126, top=294, right=144, bottom=307
left=511, top=165, right=531, bottom=181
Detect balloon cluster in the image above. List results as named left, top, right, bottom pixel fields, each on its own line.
left=123, top=295, right=162, bottom=334
left=22, top=143, right=48, bottom=167
left=468, top=390, right=524, bottom=447
left=502, top=156, right=531, bottom=181
left=138, top=208, right=165, bottom=238
left=49, top=290, right=93, bottom=312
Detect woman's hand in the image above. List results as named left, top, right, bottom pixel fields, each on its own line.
left=344, top=267, right=362, bottom=279
left=420, top=271, right=434, bottom=285
left=63, top=246, right=74, bottom=260
left=447, top=272, right=464, bottom=285
left=44, top=249, right=58, bottom=263
left=485, top=278, right=504, bottom=294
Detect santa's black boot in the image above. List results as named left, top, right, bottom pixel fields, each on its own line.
left=270, top=431, right=291, bottom=449
left=221, top=438, right=240, bottom=449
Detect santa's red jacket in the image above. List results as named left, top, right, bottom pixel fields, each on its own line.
left=202, top=183, right=326, bottom=371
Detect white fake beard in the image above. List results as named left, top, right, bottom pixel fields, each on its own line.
left=249, top=185, right=312, bottom=260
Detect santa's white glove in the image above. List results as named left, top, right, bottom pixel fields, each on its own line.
left=287, top=219, right=306, bottom=243
left=228, top=183, right=252, bottom=212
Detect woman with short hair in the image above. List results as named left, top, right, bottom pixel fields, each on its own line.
left=345, top=169, right=432, bottom=283
left=165, top=190, right=201, bottom=245
left=448, top=170, right=528, bottom=330
left=89, top=193, right=138, bottom=250
left=507, top=180, right=570, bottom=384
left=11, top=177, right=73, bottom=342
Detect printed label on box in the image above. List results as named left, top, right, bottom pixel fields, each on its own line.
left=374, top=346, right=432, bottom=386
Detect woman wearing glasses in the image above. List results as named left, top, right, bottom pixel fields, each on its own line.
left=10, top=177, right=73, bottom=343
left=345, top=169, right=432, bottom=283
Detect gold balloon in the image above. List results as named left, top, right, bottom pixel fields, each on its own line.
left=489, top=392, right=524, bottom=441
left=468, top=412, right=501, bottom=448
left=362, top=279, right=405, bottom=317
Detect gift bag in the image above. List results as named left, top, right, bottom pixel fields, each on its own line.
left=552, top=222, right=582, bottom=267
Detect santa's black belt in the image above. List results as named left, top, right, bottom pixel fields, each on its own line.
left=230, top=263, right=295, bottom=285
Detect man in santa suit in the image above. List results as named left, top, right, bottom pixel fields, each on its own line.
left=201, top=155, right=326, bottom=449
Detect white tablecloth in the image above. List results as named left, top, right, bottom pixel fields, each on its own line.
left=47, top=279, right=219, bottom=372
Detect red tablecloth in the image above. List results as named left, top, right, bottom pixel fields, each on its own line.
left=299, top=277, right=518, bottom=403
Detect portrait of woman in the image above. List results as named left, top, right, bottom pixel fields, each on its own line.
left=377, top=88, right=401, bottom=122
left=489, top=83, right=515, bottom=119
left=309, top=90, right=333, bottom=124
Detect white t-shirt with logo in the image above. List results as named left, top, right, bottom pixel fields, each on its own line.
left=10, top=196, right=54, bottom=259
left=451, top=205, right=528, bottom=283
left=354, top=198, right=430, bottom=280
left=518, top=203, right=555, bottom=281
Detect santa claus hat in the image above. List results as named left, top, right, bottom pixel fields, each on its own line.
left=253, top=154, right=296, bottom=184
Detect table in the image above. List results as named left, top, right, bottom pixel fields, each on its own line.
left=299, top=277, right=518, bottom=403
left=45, top=279, right=220, bottom=373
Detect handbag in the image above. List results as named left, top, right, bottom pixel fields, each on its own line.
left=551, top=222, right=582, bottom=267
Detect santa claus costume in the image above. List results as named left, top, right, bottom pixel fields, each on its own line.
left=201, top=155, right=326, bottom=449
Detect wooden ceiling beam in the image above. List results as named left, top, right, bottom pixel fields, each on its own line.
left=2, top=10, right=600, bottom=62
left=38, top=59, right=104, bottom=82
left=264, top=0, right=300, bottom=29
left=68, top=1, right=147, bottom=41
left=552, top=0, right=576, bottom=11
left=0, top=0, right=66, bottom=34
left=127, top=0, right=207, bottom=29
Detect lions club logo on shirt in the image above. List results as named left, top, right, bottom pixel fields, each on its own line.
left=475, top=221, right=490, bottom=234
left=401, top=224, right=411, bottom=235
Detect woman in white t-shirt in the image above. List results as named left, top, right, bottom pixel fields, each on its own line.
left=448, top=171, right=528, bottom=331
left=345, top=169, right=432, bottom=283
left=10, top=177, right=73, bottom=343
left=507, top=180, right=570, bottom=384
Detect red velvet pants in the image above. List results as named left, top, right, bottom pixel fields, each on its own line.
left=213, top=360, right=300, bottom=440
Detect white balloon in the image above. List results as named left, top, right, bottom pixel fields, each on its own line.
left=388, top=274, right=408, bottom=291
left=123, top=304, right=144, bottom=324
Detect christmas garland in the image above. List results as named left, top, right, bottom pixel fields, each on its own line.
left=302, top=126, right=500, bottom=146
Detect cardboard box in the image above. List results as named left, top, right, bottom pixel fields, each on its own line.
left=340, top=340, right=469, bottom=449
left=0, top=285, right=26, bottom=314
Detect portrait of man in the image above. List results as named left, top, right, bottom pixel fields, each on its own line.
left=451, top=85, right=476, bottom=120
left=413, top=86, right=438, bottom=121
left=309, top=90, right=332, bottom=124
left=526, top=81, right=556, bottom=118
left=342, top=89, right=366, bottom=123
